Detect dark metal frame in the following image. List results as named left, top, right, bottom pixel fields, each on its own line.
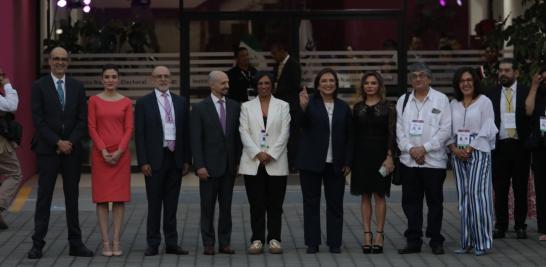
left=179, top=2, right=408, bottom=97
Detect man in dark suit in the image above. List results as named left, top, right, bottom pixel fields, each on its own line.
left=28, top=47, right=93, bottom=259
left=135, top=66, right=191, bottom=256
left=190, top=70, right=241, bottom=255
left=271, top=42, right=301, bottom=171
left=226, top=47, right=257, bottom=103
left=486, top=58, right=531, bottom=239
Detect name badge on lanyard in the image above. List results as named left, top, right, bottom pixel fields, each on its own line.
left=164, top=122, right=176, bottom=140
left=457, top=129, right=471, bottom=148
left=540, top=116, right=546, bottom=132
left=409, top=120, right=424, bottom=136
left=504, top=112, right=516, bottom=129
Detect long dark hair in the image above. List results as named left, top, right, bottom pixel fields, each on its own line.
left=360, top=71, right=385, bottom=101
left=313, top=68, right=339, bottom=99
left=452, top=67, right=481, bottom=101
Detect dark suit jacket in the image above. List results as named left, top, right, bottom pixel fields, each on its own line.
left=295, top=94, right=353, bottom=176
left=135, top=91, right=191, bottom=171
left=486, top=82, right=531, bottom=142
left=226, top=65, right=257, bottom=103
left=31, top=75, right=87, bottom=155
left=190, top=95, right=241, bottom=178
left=273, top=56, right=301, bottom=109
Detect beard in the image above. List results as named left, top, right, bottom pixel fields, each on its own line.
left=500, top=76, right=515, bottom=87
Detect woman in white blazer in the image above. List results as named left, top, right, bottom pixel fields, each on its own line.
left=238, top=71, right=291, bottom=254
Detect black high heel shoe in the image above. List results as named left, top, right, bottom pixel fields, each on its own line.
left=362, top=232, right=372, bottom=254
left=372, top=231, right=384, bottom=254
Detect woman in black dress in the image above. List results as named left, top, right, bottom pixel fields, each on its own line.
left=351, top=71, right=396, bottom=254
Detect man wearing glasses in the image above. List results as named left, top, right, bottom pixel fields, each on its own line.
left=396, top=63, right=451, bottom=255
left=28, top=47, right=93, bottom=259
left=0, top=68, right=22, bottom=230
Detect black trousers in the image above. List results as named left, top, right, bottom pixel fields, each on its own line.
left=400, top=163, right=446, bottom=248
left=492, top=139, right=531, bottom=231
left=532, top=147, right=546, bottom=234
left=300, top=163, right=345, bottom=248
left=32, top=153, right=83, bottom=248
left=244, top=166, right=287, bottom=243
left=199, top=171, right=235, bottom=247
left=144, top=149, right=182, bottom=248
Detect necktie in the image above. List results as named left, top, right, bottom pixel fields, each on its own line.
left=162, top=93, right=175, bottom=151
left=504, top=87, right=515, bottom=138
left=56, top=80, right=65, bottom=109
left=218, top=99, right=226, bottom=134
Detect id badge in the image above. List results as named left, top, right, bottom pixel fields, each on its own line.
left=164, top=123, right=176, bottom=140
left=457, top=129, right=471, bottom=147
left=409, top=120, right=424, bottom=136
left=504, top=112, right=516, bottom=129
left=540, top=116, right=546, bottom=132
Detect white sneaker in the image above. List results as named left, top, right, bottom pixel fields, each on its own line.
left=248, top=240, right=263, bottom=254
left=268, top=239, right=283, bottom=254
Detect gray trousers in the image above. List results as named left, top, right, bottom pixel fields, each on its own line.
left=0, top=141, right=22, bottom=211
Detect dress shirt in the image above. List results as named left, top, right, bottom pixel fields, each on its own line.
left=324, top=101, right=334, bottom=163
left=51, top=73, right=66, bottom=105
left=0, top=83, right=18, bottom=112
left=211, top=93, right=226, bottom=118
left=499, top=81, right=518, bottom=140
left=448, top=95, right=498, bottom=152
left=396, top=87, right=451, bottom=169
left=155, top=89, right=176, bottom=147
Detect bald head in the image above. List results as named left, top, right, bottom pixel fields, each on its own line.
left=151, top=65, right=171, bottom=92
left=208, top=70, right=229, bottom=98
left=49, top=47, right=69, bottom=78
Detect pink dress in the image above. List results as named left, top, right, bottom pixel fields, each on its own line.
left=88, top=96, right=133, bottom=203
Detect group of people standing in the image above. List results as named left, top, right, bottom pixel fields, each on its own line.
left=0, top=45, right=544, bottom=259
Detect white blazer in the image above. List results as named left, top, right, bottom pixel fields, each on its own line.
left=238, top=96, right=291, bottom=176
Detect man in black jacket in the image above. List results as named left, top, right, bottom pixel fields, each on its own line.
left=486, top=58, right=531, bottom=239
left=28, top=47, right=93, bottom=259
left=226, top=47, right=257, bottom=103
left=135, top=66, right=191, bottom=256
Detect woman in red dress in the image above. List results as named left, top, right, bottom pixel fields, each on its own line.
left=88, top=64, right=133, bottom=256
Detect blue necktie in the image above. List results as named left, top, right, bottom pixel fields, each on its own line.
left=56, top=80, right=65, bottom=109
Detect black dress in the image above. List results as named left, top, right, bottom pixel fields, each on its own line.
left=351, top=100, right=396, bottom=197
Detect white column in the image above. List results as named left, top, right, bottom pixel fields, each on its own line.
left=468, top=0, right=488, bottom=35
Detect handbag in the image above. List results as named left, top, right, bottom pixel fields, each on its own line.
left=0, top=112, right=23, bottom=145
left=391, top=91, right=411, bottom=186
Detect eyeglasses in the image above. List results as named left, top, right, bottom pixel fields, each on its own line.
left=459, top=78, right=474, bottom=84
left=51, top=57, right=69, bottom=62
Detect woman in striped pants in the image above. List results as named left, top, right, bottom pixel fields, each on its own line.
left=448, top=67, right=498, bottom=256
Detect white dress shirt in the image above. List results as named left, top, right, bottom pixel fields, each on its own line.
left=448, top=95, right=498, bottom=152
left=51, top=73, right=66, bottom=105
left=211, top=93, right=226, bottom=118
left=155, top=89, right=176, bottom=146
left=499, top=81, right=518, bottom=140
left=324, top=101, right=334, bottom=163
left=0, top=83, right=18, bottom=112
left=396, top=87, right=452, bottom=169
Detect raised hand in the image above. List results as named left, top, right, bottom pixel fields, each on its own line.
left=299, top=86, right=309, bottom=111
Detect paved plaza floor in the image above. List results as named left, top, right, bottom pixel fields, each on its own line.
left=0, top=172, right=545, bottom=266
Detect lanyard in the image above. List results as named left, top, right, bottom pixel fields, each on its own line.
left=413, top=98, right=427, bottom=119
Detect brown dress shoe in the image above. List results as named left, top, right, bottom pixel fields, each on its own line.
left=219, top=246, right=235, bottom=254
left=203, top=246, right=215, bottom=255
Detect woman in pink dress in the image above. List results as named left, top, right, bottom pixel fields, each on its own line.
left=88, top=64, right=133, bottom=256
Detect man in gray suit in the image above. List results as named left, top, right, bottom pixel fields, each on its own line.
left=190, top=71, right=241, bottom=255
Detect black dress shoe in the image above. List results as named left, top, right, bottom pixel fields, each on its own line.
left=203, top=246, right=215, bottom=255
left=219, top=246, right=235, bottom=254
left=516, top=229, right=527, bottom=239
left=28, top=246, right=43, bottom=259
left=329, top=247, right=341, bottom=254
left=398, top=246, right=421, bottom=254
left=69, top=245, right=94, bottom=257
left=166, top=246, right=189, bottom=255
left=0, top=212, right=8, bottom=230
left=431, top=246, right=445, bottom=255
left=306, top=246, right=319, bottom=254
left=493, top=229, right=505, bottom=239
left=144, top=247, right=159, bottom=256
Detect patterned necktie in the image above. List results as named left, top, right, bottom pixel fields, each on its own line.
left=162, top=93, right=175, bottom=151
left=504, top=87, right=515, bottom=138
left=218, top=99, right=226, bottom=134
left=56, top=80, right=65, bottom=109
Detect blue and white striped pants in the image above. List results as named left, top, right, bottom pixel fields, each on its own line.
left=451, top=150, right=494, bottom=251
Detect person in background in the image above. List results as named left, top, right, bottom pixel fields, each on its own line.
left=227, top=47, right=257, bottom=103
left=448, top=67, right=497, bottom=256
